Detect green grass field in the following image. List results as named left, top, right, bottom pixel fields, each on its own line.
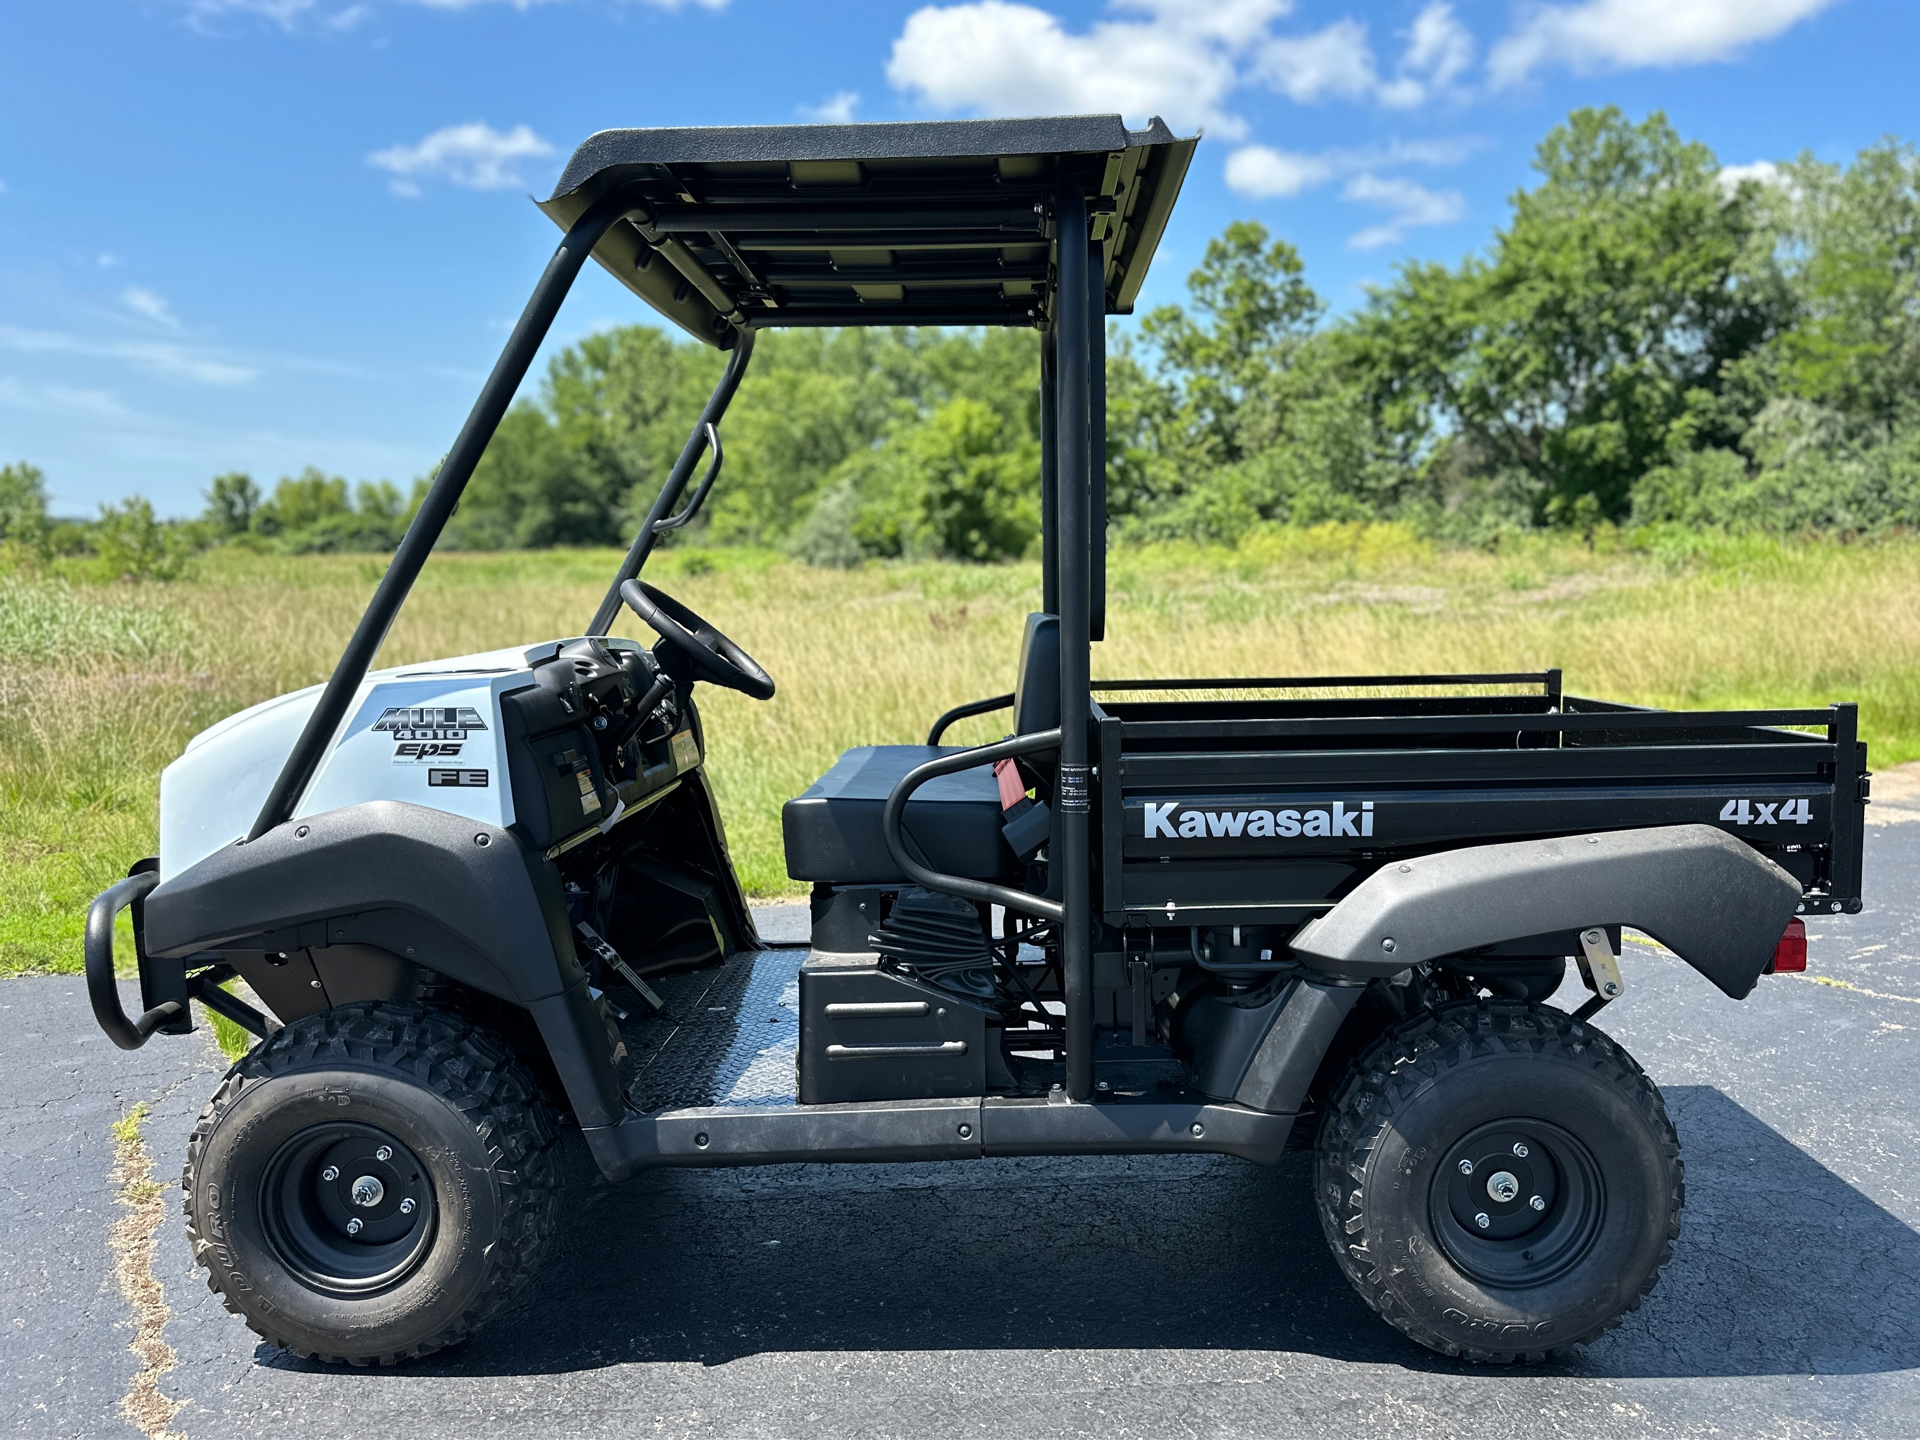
left=5, top=524, right=1917, bottom=976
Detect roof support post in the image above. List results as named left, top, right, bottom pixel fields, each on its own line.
left=589, top=328, right=757, bottom=635
left=1087, top=236, right=1107, bottom=644
left=246, top=185, right=648, bottom=843
left=1053, top=186, right=1095, bottom=1102
left=1040, top=324, right=1059, bottom=616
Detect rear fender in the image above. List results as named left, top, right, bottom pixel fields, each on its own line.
left=1289, top=824, right=1802, bottom=1000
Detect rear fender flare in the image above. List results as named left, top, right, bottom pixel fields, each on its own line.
left=1288, top=824, right=1802, bottom=1000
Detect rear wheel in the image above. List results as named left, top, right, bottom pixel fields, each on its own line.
left=1315, top=999, right=1682, bottom=1363
left=183, top=1001, right=560, bottom=1365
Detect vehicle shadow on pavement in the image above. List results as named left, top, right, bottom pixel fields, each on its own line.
left=254, top=1084, right=1920, bottom=1381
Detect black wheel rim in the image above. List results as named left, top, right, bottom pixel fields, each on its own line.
left=260, top=1123, right=436, bottom=1297
left=1428, top=1118, right=1604, bottom=1289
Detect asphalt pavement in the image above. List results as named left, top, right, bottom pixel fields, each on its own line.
left=6, top=814, right=1920, bottom=1439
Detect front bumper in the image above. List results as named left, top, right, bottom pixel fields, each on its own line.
left=85, top=860, right=269, bottom=1049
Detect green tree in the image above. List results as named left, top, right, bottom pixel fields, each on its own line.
left=252, top=469, right=352, bottom=537
left=202, top=472, right=260, bottom=537
left=1141, top=221, right=1322, bottom=470
left=94, top=496, right=186, bottom=580
left=1773, top=139, right=1920, bottom=428
left=845, top=398, right=1041, bottom=561
left=454, top=404, right=617, bottom=550
left=0, top=462, right=51, bottom=558
left=544, top=324, right=723, bottom=536
left=1349, top=108, right=1792, bottom=524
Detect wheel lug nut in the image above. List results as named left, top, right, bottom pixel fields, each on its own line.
left=1475, top=1212, right=1491, bottom=1230
left=1458, top=1159, right=1473, bottom=1175
left=375, top=1145, right=393, bottom=1162
left=399, top=1198, right=416, bottom=1215
left=1529, top=1195, right=1546, bottom=1211
left=346, top=1218, right=363, bottom=1236
left=321, top=1166, right=339, bottom=1182
left=1512, top=1142, right=1529, bottom=1158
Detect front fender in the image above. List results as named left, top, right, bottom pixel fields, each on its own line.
left=143, top=800, right=580, bottom=1006
left=1289, top=824, right=1802, bottom=1000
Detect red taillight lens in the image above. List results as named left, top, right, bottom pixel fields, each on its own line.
left=1770, top=917, right=1807, bottom=974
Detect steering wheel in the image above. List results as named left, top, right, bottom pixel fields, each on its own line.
left=619, top=579, right=776, bottom=701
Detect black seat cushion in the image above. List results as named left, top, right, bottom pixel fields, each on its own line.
left=782, top=745, right=1010, bottom=885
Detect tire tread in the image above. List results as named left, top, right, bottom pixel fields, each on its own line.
left=1314, top=999, right=1684, bottom=1364
left=181, top=1001, right=561, bottom=1366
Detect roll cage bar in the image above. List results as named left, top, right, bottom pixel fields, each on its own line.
left=247, top=114, right=1198, bottom=1102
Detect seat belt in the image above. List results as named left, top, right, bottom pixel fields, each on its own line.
left=995, top=757, right=1052, bottom=858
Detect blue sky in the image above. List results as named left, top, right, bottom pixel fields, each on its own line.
left=0, top=0, right=1909, bottom=517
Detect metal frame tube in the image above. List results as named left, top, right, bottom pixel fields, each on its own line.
left=247, top=186, right=653, bottom=842
left=1087, top=237, right=1107, bottom=644
left=589, top=330, right=757, bottom=634
left=1053, top=187, right=1094, bottom=1101
left=1040, top=324, right=1059, bottom=616
left=881, top=730, right=1067, bottom=921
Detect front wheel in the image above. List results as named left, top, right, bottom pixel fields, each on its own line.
left=183, top=1002, right=561, bottom=1365
left=1316, top=999, right=1682, bottom=1363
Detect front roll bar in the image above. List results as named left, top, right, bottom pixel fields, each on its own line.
left=85, top=871, right=178, bottom=1050
left=882, top=729, right=1065, bottom=922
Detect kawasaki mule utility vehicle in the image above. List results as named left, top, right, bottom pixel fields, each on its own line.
left=86, top=116, right=1870, bottom=1367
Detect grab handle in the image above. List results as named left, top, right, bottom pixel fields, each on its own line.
left=651, top=424, right=723, bottom=533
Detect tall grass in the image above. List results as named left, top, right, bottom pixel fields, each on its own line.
left=5, top=526, right=1917, bottom=974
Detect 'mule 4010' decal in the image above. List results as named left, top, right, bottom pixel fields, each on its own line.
left=372, top=705, right=488, bottom=763
left=1720, top=797, right=1814, bottom=826
left=1144, top=800, right=1375, bottom=840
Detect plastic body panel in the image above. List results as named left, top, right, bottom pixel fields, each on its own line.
left=144, top=800, right=577, bottom=1003
left=580, top=1096, right=1293, bottom=1181
left=797, top=954, right=988, bottom=1103
left=1290, top=823, right=1804, bottom=999
left=156, top=637, right=667, bottom=882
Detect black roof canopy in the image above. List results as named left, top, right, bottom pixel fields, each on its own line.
left=537, top=115, right=1197, bottom=348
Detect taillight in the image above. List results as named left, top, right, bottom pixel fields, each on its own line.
left=1769, top=917, right=1807, bottom=974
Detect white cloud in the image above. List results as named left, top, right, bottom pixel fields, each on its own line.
left=886, top=0, right=1294, bottom=139
left=0, top=325, right=258, bottom=387
left=1252, top=18, right=1378, bottom=103
left=1342, top=174, right=1465, bottom=249
left=1247, top=3, right=1473, bottom=109
left=1224, top=146, right=1336, bottom=199
left=1490, top=0, right=1838, bottom=85
left=122, top=287, right=181, bottom=330
left=801, top=91, right=861, bottom=124
left=1225, top=136, right=1477, bottom=199
left=1378, top=2, right=1474, bottom=107
left=1404, top=3, right=1474, bottom=85
left=368, top=122, right=555, bottom=196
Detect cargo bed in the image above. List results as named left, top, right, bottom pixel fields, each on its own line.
left=1086, top=670, right=1868, bottom=928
